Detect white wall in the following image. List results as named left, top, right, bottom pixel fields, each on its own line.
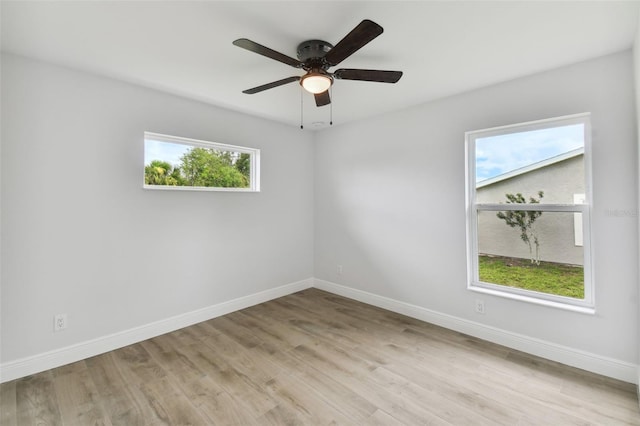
left=0, top=54, right=314, bottom=365
left=315, top=51, right=638, bottom=367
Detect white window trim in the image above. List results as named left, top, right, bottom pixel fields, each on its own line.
left=144, top=132, right=260, bottom=192
left=573, top=194, right=585, bottom=247
left=465, top=113, right=594, bottom=313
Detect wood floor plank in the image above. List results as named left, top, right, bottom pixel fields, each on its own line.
left=248, top=341, right=378, bottom=423
left=175, top=335, right=280, bottom=420
left=206, top=341, right=278, bottom=386
left=141, top=335, right=207, bottom=385
left=257, top=403, right=309, bottom=426
left=16, top=371, right=63, bottom=426
left=137, top=376, right=209, bottom=425
left=371, top=340, right=549, bottom=424
left=367, top=365, right=492, bottom=425
left=85, top=353, right=150, bottom=426
left=366, top=408, right=406, bottom=426
left=3, top=288, right=638, bottom=425
left=205, top=314, right=264, bottom=350
left=262, top=371, right=354, bottom=425
left=173, top=375, right=258, bottom=425
left=51, top=361, right=111, bottom=426
left=226, top=309, right=314, bottom=350
left=85, top=348, right=180, bottom=426
left=288, top=343, right=451, bottom=425
left=0, top=380, right=17, bottom=426
left=85, top=353, right=127, bottom=398
left=111, top=343, right=167, bottom=388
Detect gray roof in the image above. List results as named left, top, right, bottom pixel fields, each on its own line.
left=476, top=148, right=584, bottom=189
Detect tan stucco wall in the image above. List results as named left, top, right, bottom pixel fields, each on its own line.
left=477, top=155, right=584, bottom=265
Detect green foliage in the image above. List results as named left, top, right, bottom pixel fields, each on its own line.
left=478, top=255, right=584, bottom=298
left=144, top=160, right=184, bottom=186
left=145, top=147, right=250, bottom=188
left=180, top=147, right=248, bottom=188
left=496, top=191, right=544, bottom=265
left=235, top=153, right=251, bottom=180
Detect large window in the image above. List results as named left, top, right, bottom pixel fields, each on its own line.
left=144, top=132, right=260, bottom=192
left=466, top=114, right=593, bottom=312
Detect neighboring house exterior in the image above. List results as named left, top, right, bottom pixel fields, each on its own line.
left=476, top=149, right=584, bottom=266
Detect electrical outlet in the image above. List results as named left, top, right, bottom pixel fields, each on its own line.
left=475, top=300, right=485, bottom=314
left=337, top=264, right=343, bottom=275
left=54, top=313, right=67, bottom=332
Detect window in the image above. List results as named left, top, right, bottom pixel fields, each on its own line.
left=466, top=114, right=593, bottom=312
left=144, top=132, right=260, bottom=192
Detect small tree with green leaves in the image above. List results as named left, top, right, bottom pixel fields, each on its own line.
left=179, top=147, right=248, bottom=188
left=144, top=160, right=184, bottom=186
left=496, top=191, right=544, bottom=265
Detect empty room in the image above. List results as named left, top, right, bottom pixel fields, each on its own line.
left=2, top=1, right=640, bottom=424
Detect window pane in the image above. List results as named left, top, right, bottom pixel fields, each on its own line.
left=476, top=124, right=584, bottom=204
left=144, top=138, right=252, bottom=189
left=477, top=210, right=584, bottom=298
left=467, top=114, right=592, bottom=309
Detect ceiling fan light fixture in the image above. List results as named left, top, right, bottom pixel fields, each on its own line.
left=300, top=71, right=332, bottom=94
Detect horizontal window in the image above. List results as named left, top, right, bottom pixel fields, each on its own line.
left=144, top=132, right=260, bottom=192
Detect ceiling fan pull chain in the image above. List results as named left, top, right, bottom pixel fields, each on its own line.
left=330, top=87, right=333, bottom=126
left=300, top=87, right=304, bottom=130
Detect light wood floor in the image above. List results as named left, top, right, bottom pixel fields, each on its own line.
left=2, top=288, right=639, bottom=425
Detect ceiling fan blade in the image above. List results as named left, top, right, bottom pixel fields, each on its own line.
left=242, top=76, right=301, bottom=94
left=233, top=38, right=303, bottom=68
left=323, top=20, right=384, bottom=66
left=314, top=91, right=331, bottom=107
left=333, top=69, right=403, bottom=83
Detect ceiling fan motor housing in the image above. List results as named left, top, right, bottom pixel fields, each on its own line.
left=296, top=40, right=334, bottom=65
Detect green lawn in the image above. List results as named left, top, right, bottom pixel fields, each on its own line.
left=478, top=255, right=584, bottom=298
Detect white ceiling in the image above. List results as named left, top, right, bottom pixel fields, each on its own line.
left=2, top=1, right=639, bottom=130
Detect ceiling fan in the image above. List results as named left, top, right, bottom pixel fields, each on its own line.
left=233, top=19, right=403, bottom=107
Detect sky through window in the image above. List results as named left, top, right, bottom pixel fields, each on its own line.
left=475, top=123, right=584, bottom=182
left=144, top=139, right=191, bottom=167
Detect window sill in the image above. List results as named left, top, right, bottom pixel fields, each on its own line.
left=468, top=284, right=596, bottom=315
left=143, top=185, right=259, bottom=192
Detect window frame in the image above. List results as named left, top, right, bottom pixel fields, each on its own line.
left=143, top=132, right=260, bottom=192
left=465, top=113, right=594, bottom=313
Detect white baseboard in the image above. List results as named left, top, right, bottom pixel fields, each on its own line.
left=0, top=278, right=313, bottom=383
left=313, top=279, right=638, bottom=384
